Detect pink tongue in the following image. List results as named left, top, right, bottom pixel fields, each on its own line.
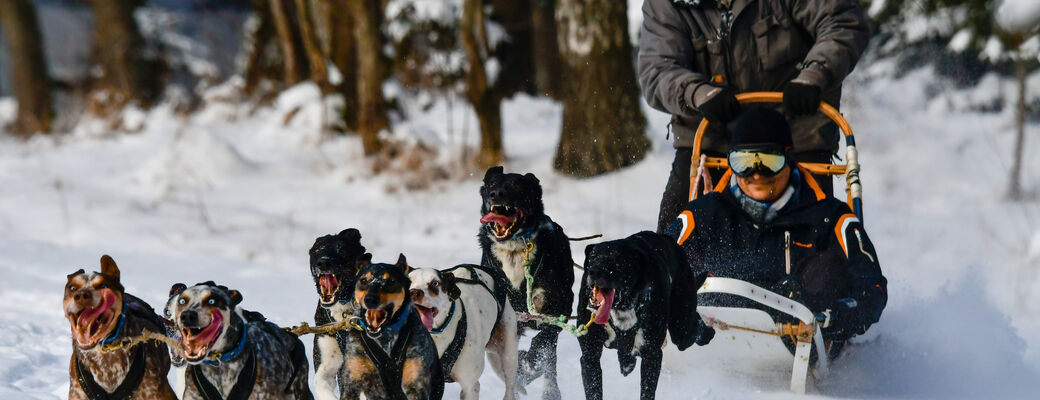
left=480, top=213, right=514, bottom=225
left=418, top=309, right=435, bottom=331
left=593, top=289, right=614, bottom=325
left=78, top=292, right=115, bottom=327
left=320, top=275, right=338, bottom=292
left=195, top=310, right=223, bottom=344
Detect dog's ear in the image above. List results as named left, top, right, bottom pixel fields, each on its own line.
left=394, top=254, right=408, bottom=273
left=99, top=255, right=120, bottom=282
left=339, top=228, right=361, bottom=243
left=523, top=172, right=540, bottom=185
left=584, top=244, right=596, bottom=262
left=355, top=253, right=372, bottom=274
left=441, top=272, right=462, bottom=301
left=66, top=268, right=85, bottom=282
left=199, top=280, right=217, bottom=287
left=483, top=166, right=504, bottom=182
left=169, top=283, right=187, bottom=297
left=523, top=173, right=543, bottom=200
left=227, top=289, right=243, bottom=307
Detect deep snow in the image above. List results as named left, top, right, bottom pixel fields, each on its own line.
left=2, top=61, right=1040, bottom=398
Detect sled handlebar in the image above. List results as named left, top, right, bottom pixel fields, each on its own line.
left=689, top=92, right=863, bottom=221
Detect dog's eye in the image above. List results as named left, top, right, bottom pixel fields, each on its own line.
left=207, top=298, right=216, bottom=306
left=68, top=285, right=77, bottom=292
left=178, top=298, right=187, bottom=305
left=358, top=277, right=369, bottom=286
left=431, top=281, right=439, bottom=287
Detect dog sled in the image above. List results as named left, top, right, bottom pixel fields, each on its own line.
left=688, top=92, right=863, bottom=393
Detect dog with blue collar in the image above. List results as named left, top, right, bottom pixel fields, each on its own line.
left=165, top=281, right=312, bottom=400
left=340, top=254, right=444, bottom=400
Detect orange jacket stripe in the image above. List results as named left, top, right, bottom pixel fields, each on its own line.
left=834, top=213, right=859, bottom=257
left=677, top=210, right=695, bottom=246
left=796, top=165, right=826, bottom=201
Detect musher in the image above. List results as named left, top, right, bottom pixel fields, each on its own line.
left=665, top=107, right=886, bottom=357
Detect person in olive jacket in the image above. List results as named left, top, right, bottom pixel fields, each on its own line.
left=638, top=0, right=870, bottom=233
left=664, top=108, right=886, bottom=356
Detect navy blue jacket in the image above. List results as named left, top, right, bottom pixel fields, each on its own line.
left=665, top=165, right=886, bottom=337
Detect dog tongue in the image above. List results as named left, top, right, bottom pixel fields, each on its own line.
left=593, top=289, right=614, bottom=325
left=319, top=274, right=338, bottom=294
left=78, top=291, right=115, bottom=328
left=418, top=309, right=435, bottom=331
left=480, top=213, right=514, bottom=225
left=195, top=311, right=223, bottom=345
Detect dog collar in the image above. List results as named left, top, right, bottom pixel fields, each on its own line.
left=361, top=303, right=412, bottom=334
left=100, top=304, right=127, bottom=345
left=203, top=320, right=248, bottom=365
left=430, top=300, right=457, bottom=334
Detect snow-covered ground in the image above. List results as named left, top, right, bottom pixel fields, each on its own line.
left=2, top=60, right=1040, bottom=399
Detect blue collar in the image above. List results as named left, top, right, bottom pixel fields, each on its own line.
left=430, top=301, right=457, bottom=334
left=100, top=309, right=126, bottom=345
left=360, top=303, right=412, bottom=334
left=203, top=318, right=248, bottom=365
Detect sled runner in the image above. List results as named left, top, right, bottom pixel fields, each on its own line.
left=689, top=92, right=861, bottom=393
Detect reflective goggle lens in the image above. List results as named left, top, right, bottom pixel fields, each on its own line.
left=728, top=150, right=787, bottom=177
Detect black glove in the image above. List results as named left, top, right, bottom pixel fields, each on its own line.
left=818, top=297, right=869, bottom=341
left=783, top=81, right=821, bottom=116
left=697, top=85, right=741, bottom=125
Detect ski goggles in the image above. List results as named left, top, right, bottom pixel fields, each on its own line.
left=727, top=148, right=788, bottom=177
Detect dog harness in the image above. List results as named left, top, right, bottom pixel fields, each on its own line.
left=187, top=325, right=256, bottom=400
left=357, top=306, right=444, bottom=400
left=432, top=301, right=467, bottom=383
left=74, top=309, right=149, bottom=400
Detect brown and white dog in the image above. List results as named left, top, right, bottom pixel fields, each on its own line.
left=409, top=265, right=520, bottom=400
left=165, top=282, right=313, bottom=400
left=64, top=255, right=177, bottom=400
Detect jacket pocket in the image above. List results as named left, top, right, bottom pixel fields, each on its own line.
left=752, top=15, right=808, bottom=70
left=690, top=34, right=710, bottom=74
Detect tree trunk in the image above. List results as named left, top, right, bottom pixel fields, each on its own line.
left=554, top=0, right=648, bottom=177
left=268, top=0, right=309, bottom=85
left=89, top=0, right=160, bottom=108
left=531, top=0, right=561, bottom=98
left=242, top=2, right=277, bottom=96
left=461, top=0, right=503, bottom=167
left=0, top=0, right=51, bottom=135
left=348, top=0, right=389, bottom=155
left=1007, top=56, right=1027, bottom=200
left=328, top=0, right=359, bottom=132
left=295, top=0, right=329, bottom=90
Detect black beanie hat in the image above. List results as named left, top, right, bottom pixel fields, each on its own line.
left=730, top=106, right=794, bottom=151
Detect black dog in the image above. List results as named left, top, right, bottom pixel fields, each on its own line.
left=478, top=166, right=573, bottom=399
left=308, top=229, right=370, bottom=400
left=577, top=232, right=714, bottom=400
left=340, top=254, right=444, bottom=399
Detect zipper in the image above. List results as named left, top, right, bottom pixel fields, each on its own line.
left=715, top=8, right=736, bottom=85
left=784, top=231, right=791, bottom=275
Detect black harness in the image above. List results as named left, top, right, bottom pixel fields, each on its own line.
left=435, top=264, right=508, bottom=382
left=187, top=345, right=257, bottom=400
left=357, top=311, right=443, bottom=400
left=74, top=345, right=146, bottom=400
left=435, top=301, right=467, bottom=382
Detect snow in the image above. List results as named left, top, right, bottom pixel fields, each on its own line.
left=2, top=58, right=1040, bottom=399
left=995, top=0, right=1040, bottom=34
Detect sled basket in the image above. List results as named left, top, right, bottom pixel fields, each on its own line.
left=688, top=92, right=864, bottom=221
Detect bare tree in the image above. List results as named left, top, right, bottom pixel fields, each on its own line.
left=348, top=0, right=390, bottom=154
left=268, top=0, right=309, bottom=86
left=0, top=0, right=51, bottom=135
left=327, top=0, right=359, bottom=132
left=554, top=0, right=649, bottom=177
left=461, top=0, right=503, bottom=167
left=294, top=0, right=329, bottom=90
left=89, top=0, right=161, bottom=108
left=531, top=0, right=561, bottom=98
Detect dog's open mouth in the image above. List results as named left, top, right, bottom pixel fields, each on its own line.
left=481, top=205, right=523, bottom=240
left=588, top=285, right=616, bottom=325
left=318, top=274, right=341, bottom=305
left=67, top=290, right=119, bottom=349
left=414, top=303, right=439, bottom=331
left=364, top=305, right=393, bottom=335
left=180, top=310, right=223, bottom=362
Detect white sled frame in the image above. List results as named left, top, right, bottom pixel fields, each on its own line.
left=697, top=277, right=829, bottom=393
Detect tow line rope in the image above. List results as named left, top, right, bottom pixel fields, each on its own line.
left=518, top=241, right=595, bottom=337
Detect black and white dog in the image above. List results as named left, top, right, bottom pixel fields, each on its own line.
left=478, top=166, right=574, bottom=399
left=409, top=265, right=520, bottom=399
left=307, top=229, right=370, bottom=400
left=165, top=282, right=313, bottom=400
left=576, top=232, right=715, bottom=400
